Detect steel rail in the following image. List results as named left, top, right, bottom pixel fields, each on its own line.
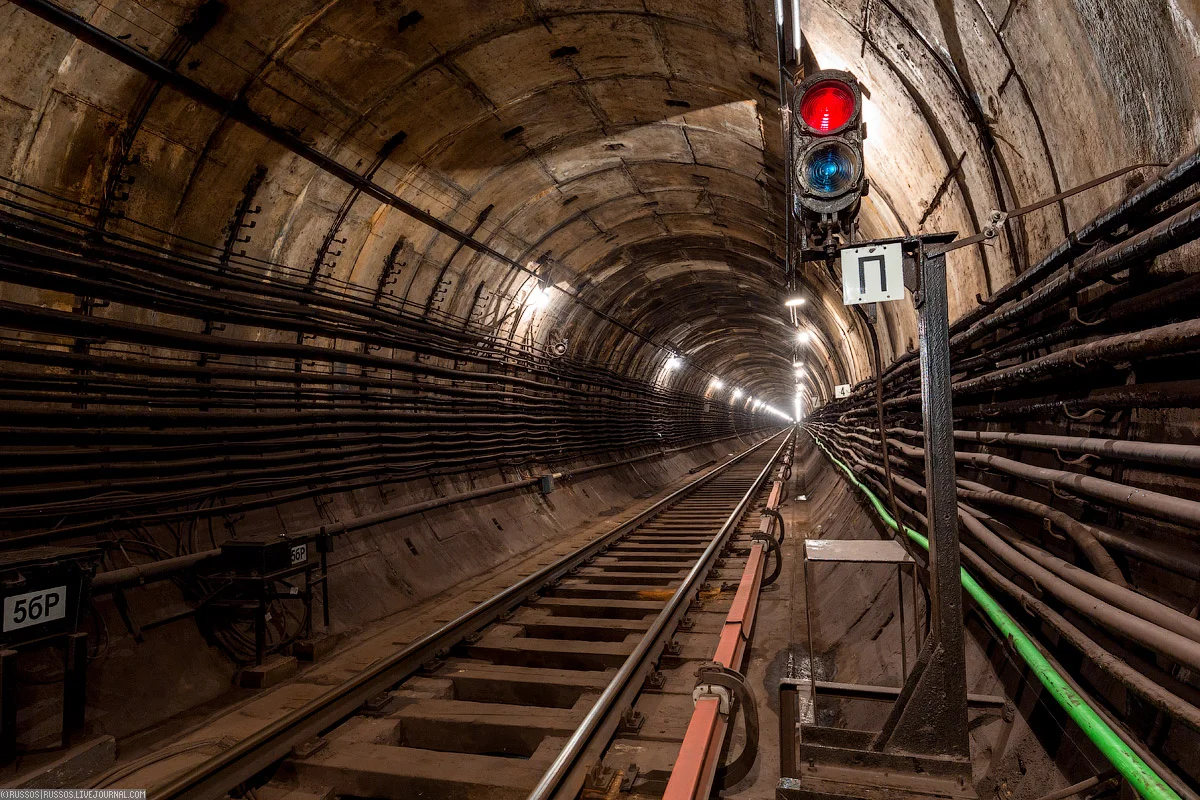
left=526, top=431, right=792, bottom=800
left=662, top=439, right=793, bottom=800
left=145, top=430, right=787, bottom=800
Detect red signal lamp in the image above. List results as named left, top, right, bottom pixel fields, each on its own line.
left=798, top=79, right=856, bottom=134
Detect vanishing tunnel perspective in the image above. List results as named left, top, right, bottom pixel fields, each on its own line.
left=0, top=0, right=1198, bottom=799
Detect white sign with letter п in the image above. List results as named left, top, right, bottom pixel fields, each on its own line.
left=834, top=384, right=851, bottom=399
left=841, top=242, right=904, bottom=305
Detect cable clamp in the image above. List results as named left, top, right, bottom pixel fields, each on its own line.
left=693, top=662, right=746, bottom=717
left=691, top=662, right=761, bottom=786
left=693, top=683, right=732, bottom=715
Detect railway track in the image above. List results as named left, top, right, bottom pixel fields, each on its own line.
left=150, top=430, right=791, bottom=800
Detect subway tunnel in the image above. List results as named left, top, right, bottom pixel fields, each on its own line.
left=0, top=0, right=1198, bottom=798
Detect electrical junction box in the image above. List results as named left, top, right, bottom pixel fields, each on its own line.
left=0, top=546, right=101, bottom=644
left=841, top=242, right=904, bottom=305
left=221, top=534, right=320, bottom=577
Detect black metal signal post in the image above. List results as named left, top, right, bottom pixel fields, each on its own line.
left=875, top=233, right=970, bottom=760
left=780, top=233, right=976, bottom=800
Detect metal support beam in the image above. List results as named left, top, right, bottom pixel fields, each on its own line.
left=875, top=233, right=969, bottom=761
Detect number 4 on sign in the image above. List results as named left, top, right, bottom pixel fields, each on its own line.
left=841, top=242, right=905, bottom=305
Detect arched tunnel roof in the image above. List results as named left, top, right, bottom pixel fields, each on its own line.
left=0, top=0, right=1196, bottom=407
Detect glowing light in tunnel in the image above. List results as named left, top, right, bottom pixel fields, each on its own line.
left=801, top=141, right=859, bottom=195
left=799, top=80, right=856, bottom=134
left=796, top=330, right=812, bottom=344
left=784, top=296, right=806, bottom=308
left=732, top=389, right=744, bottom=400
left=711, top=378, right=724, bottom=390
left=664, top=355, right=682, bottom=370
left=527, top=285, right=552, bottom=310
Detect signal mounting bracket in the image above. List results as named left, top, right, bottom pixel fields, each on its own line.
left=927, top=161, right=1166, bottom=257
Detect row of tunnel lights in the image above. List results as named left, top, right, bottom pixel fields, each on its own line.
left=525, top=278, right=805, bottom=425
left=787, top=296, right=809, bottom=424
left=660, top=358, right=795, bottom=423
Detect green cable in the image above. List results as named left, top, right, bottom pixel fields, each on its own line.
left=805, top=429, right=1180, bottom=800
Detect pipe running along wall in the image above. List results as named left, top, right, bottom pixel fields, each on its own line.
left=807, top=429, right=1182, bottom=800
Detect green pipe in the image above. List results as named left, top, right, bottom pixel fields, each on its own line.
left=805, top=428, right=1180, bottom=800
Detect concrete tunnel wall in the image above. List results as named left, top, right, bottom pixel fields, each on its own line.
left=3, top=0, right=1198, bottom=397
left=1, top=0, right=1199, bottom=769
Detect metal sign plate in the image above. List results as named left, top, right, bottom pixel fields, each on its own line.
left=3, top=586, right=67, bottom=632
left=834, top=384, right=851, bottom=398
left=841, top=242, right=904, bottom=305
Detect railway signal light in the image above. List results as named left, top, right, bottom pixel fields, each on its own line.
left=791, top=70, right=866, bottom=231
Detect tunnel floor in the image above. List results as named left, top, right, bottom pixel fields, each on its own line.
left=34, top=432, right=1067, bottom=800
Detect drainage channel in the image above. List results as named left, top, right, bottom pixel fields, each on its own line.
left=149, top=430, right=791, bottom=800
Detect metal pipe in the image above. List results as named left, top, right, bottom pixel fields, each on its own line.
left=1031, top=774, right=1112, bottom=800
left=92, top=550, right=222, bottom=589
left=958, top=198, right=1200, bottom=346
left=841, top=447, right=1200, bottom=737
left=808, top=430, right=1191, bottom=799
left=880, top=146, right=1200, bottom=383
left=1001, top=535, right=1200, bottom=645
left=893, top=427, right=1200, bottom=470
left=954, top=481, right=1125, bottom=586
left=828, top=432, right=1200, bottom=673
left=889, top=439, right=1200, bottom=529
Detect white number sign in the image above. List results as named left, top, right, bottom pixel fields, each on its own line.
left=4, top=586, right=67, bottom=632
left=841, top=242, right=904, bottom=305
left=834, top=384, right=852, bottom=399
left=290, top=544, right=309, bottom=566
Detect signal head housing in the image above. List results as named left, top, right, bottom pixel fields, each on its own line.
left=791, top=69, right=866, bottom=219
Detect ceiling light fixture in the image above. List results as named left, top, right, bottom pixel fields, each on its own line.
left=528, top=284, right=552, bottom=310
left=784, top=296, right=806, bottom=307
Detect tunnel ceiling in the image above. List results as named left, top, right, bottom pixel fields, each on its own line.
left=1, top=0, right=1198, bottom=407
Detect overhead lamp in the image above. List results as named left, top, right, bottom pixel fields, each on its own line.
left=664, top=355, right=682, bottom=370
left=732, top=389, right=744, bottom=400
left=528, top=284, right=552, bottom=310
left=796, top=330, right=811, bottom=343
left=784, top=296, right=806, bottom=308
left=711, top=378, right=725, bottom=389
